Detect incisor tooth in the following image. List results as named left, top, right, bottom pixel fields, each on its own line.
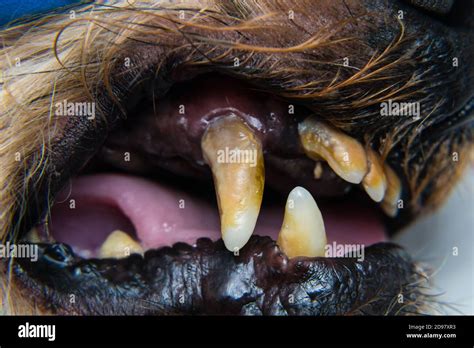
left=277, top=186, right=327, bottom=258
left=362, top=149, right=387, bottom=202
left=298, top=117, right=368, bottom=184
left=99, top=230, right=144, bottom=259
left=380, top=164, right=401, bottom=217
left=201, top=115, right=264, bottom=252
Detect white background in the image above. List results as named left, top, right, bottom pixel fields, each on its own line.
left=395, top=166, right=474, bottom=314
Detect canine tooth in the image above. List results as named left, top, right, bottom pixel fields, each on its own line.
left=99, top=230, right=144, bottom=259
left=298, top=117, right=368, bottom=184
left=277, top=186, right=327, bottom=258
left=201, top=115, right=264, bottom=252
left=380, top=164, right=402, bottom=217
left=362, top=149, right=387, bottom=202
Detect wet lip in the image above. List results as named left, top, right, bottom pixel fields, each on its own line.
left=13, top=238, right=421, bottom=315
left=12, top=74, right=416, bottom=315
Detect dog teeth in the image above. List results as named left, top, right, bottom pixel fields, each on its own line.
left=201, top=115, right=264, bottom=253
left=99, top=230, right=144, bottom=259
left=380, top=164, right=402, bottom=217
left=362, top=149, right=387, bottom=202
left=298, top=117, right=368, bottom=184
left=298, top=117, right=401, bottom=208
left=277, top=186, right=327, bottom=258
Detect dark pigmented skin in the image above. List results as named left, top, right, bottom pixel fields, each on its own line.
left=12, top=236, right=422, bottom=315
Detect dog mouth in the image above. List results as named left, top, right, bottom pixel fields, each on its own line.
left=5, top=0, right=473, bottom=315
left=40, top=74, right=396, bottom=254
left=11, top=73, right=427, bottom=315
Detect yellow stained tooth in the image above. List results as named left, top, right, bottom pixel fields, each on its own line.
left=298, top=117, right=368, bottom=184
left=99, top=230, right=144, bottom=259
left=277, top=186, right=327, bottom=258
left=362, top=149, right=387, bottom=202
left=380, top=164, right=401, bottom=217
left=201, top=115, right=264, bottom=253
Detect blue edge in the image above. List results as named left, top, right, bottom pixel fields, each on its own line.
left=0, top=0, right=93, bottom=28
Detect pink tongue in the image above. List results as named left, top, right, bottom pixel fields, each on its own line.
left=48, top=174, right=386, bottom=255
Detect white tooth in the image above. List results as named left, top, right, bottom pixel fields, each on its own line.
left=299, top=117, right=368, bottom=184
left=201, top=115, right=264, bottom=253
left=362, top=149, right=387, bottom=202
left=99, top=230, right=144, bottom=259
left=381, top=163, right=402, bottom=217
left=277, top=186, right=327, bottom=258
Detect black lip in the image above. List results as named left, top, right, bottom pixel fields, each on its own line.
left=11, top=236, right=427, bottom=315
